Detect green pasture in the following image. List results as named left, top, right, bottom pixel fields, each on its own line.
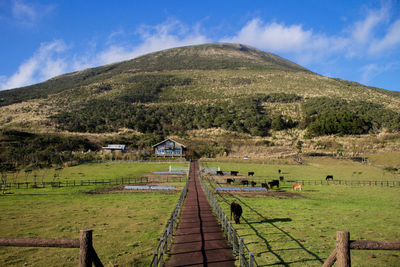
left=5, top=161, right=189, bottom=184
left=0, top=185, right=181, bottom=266
left=204, top=179, right=400, bottom=266
left=201, top=156, right=400, bottom=181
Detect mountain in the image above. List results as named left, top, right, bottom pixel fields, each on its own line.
left=1, top=43, right=400, bottom=165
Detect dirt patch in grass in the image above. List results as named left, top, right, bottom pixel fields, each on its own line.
left=214, top=190, right=304, bottom=199
left=86, top=185, right=180, bottom=194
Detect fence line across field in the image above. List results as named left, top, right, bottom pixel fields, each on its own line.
left=0, top=176, right=188, bottom=190
left=200, top=173, right=259, bottom=267
left=212, top=177, right=400, bottom=187
left=322, top=231, right=400, bottom=267
left=0, top=230, right=103, bottom=267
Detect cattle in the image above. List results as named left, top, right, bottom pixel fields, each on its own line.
left=230, top=201, right=243, bottom=224
left=250, top=181, right=257, bottom=187
left=268, top=180, right=279, bottom=189
left=231, top=171, right=239, bottom=176
left=279, top=176, right=284, bottom=181
left=278, top=169, right=281, bottom=174
left=241, top=180, right=249, bottom=186
left=292, top=183, right=302, bottom=191
left=326, top=175, right=334, bottom=181
left=216, top=171, right=224, bottom=176
left=261, top=183, right=269, bottom=190
left=248, top=171, right=254, bottom=176
left=227, top=178, right=235, bottom=184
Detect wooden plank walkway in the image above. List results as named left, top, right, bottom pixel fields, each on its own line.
left=165, top=161, right=235, bottom=267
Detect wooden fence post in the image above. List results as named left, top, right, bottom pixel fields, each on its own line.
left=80, top=229, right=92, bottom=267
left=337, top=231, right=351, bottom=267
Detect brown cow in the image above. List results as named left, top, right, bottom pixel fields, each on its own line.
left=292, top=183, right=302, bottom=191
left=230, top=201, right=243, bottom=224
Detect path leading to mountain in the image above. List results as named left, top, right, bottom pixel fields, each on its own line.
left=165, top=161, right=235, bottom=267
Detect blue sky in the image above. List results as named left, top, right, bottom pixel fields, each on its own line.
left=1, top=0, right=400, bottom=91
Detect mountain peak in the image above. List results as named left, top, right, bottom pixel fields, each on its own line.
left=121, top=42, right=311, bottom=72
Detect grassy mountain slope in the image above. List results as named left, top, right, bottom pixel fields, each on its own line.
left=1, top=43, right=400, bottom=165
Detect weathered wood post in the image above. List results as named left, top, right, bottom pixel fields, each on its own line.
left=80, top=229, right=92, bottom=267
left=337, top=231, right=351, bottom=267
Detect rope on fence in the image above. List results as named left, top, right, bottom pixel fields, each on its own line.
left=199, top=173, right=259, bottom=267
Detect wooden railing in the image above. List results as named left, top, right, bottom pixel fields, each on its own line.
left=200, top=174, right=259, bottom=266
left=0, top=230, right=103, bottom=267
left=322, top=231, right=400, bottom=267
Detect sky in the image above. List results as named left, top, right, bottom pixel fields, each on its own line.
left=1, top=0, right=400, bottom=91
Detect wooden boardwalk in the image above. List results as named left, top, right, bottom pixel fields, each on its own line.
left=165, top=161, right=235, bottom=267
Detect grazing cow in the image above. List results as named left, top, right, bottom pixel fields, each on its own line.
left=326, top=175, right=334, bottom=181
left=292, top=183, right=302, bottom=191
left=241, top=180, right=249, bottom=186
left=278, top=169, right=281, bottom=174
left=261, top=183, right=269, bottom=190
left=230, top=201, right=243, bottom=224
left=279, top=176, right=284, bottom=181
left=268, top=180, right=280, bottom=189
left=248, top=171, right=254, bottom=176
left=216, top=171, right=224, bottom=176
left=250, top=181, right=257, bottom=187
left=227, top=178, right=235, bottom=184
left=231, top=171, right=239, bottom=176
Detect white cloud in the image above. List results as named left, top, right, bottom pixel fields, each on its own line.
left=95, top=19, right=210, bottom=66
left=360, top=62, right=399, bottom=84
left=221, top=18, right=348, bottom=65
left=0, top=20, right=210, bottom=90
left=0, top=40, right=67, bottom=90
left=351, top=6, right=389, bottom=44
left=11, top=0, right=54, bottom=27
left=12, top=0, right=36, bottom=23
left=369, top=19, right=400, bottom=54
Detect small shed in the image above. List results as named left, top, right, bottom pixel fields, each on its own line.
left=102, top=144, right=126, bottom=153
left=153, top=139, right=186, bottom=157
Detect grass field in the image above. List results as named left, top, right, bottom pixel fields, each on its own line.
left=203, top=178, right=400, bottom=267
left=5, top=161, right=189, bottom=184
left=0, top=162, right=189, bottom=266
left=201, top=156, right=400, bottom=182
left=0, top=185, right=181, bottom=266
left=1, top=159, right=399, bottom=266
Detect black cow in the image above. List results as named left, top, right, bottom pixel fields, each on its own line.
left=268, top=180, right=280, bottom=189
left=250, top=181, right=257, bottom=187
left=227, top=178, right=235, bottom=184
left=231, top=171, right=239, bottom=176
left=279, top=176, right=284, bottom=181
left=230, top=201, right=243, bottom=224
left=278, top=169, right=281, bottom=174
left=248, top=171, right=255, bottom=176
left=261, top=183, right=269, bottom=190
left=216, top=171, right=224, bottom=176
left=241, top=180, right=249, bottom=186
left=326, top=175, right=334, bottom=181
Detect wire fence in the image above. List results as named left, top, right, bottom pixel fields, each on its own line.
left=199, top=174, right=259, bottom=267
left=0, top=176, right=190, bottom=190
left=150, top=169, right=191, bottom=267
left=210, top=176, right=400, bottom=188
